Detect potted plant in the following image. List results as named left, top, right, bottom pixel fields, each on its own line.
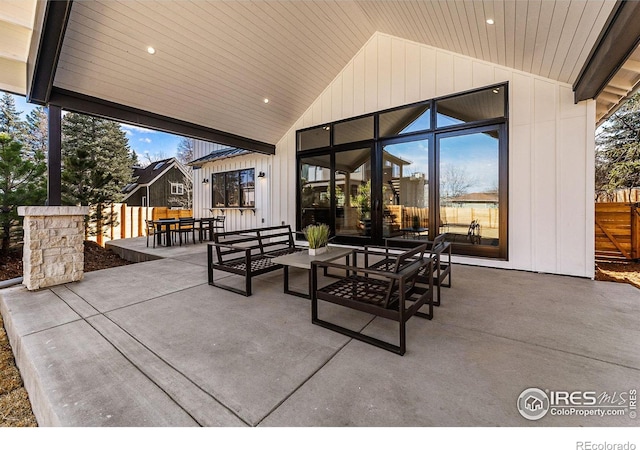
left=304, top=223, right=330, bottom=255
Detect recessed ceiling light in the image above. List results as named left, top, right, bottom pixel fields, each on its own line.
left=147, top=46, right=156, bottom=55
left=263, top=98, right=269, bottom=104
left=486, top=19, right=494, bottom=25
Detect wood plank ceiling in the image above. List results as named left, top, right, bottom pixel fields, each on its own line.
left=53, top=0, right=617, bottom=145
left=0, top=0, right=37, bottom=94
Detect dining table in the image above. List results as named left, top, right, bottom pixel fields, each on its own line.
left=154, top=218, right=180, bottom=247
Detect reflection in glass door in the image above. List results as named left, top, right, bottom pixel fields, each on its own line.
left=438, top=129, right=500, bottom=248
left=300, top=154, right=331, bottom=229
left=335, top=148, right=371, bottom=237
left=382, top=139, right=430, bottom=238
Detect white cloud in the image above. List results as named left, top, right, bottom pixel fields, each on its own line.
left=139, top=138, right=152, bottom=143
left=121, top=124, right=157, bottom=134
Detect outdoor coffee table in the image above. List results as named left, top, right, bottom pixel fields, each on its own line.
left=271, top=246, right=352, bottom=298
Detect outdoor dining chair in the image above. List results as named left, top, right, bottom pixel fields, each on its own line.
left=145, top=219, right=169, bottom=248
left=173, top=217, right=196, bottom=246
left=214, top=215, right=226, bottom=232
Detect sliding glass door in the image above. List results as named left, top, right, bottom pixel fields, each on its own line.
left=437, top=127, right=503, bottom=253
left=381, top=138, right=430, bottom=239
left=335, top=148, right=371, bottom=238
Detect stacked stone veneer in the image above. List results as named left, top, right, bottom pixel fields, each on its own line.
left=17, top=206, right=90, bottom=291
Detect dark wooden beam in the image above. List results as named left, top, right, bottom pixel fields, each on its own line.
left=573, top=0, right=640, bottom=103
left=27, top=0, right=73, bottom=105
left=48, top=88, right=276, bottom=155
left=47, top=105, right=62, bottom=206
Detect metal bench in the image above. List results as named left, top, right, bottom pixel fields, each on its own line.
left=207, top=225, right=304, bottom=296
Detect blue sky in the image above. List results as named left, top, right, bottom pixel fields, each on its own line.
left=10, top=93, right=182, bottom=162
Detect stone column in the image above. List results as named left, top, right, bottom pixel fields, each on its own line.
left=17, top=206, right=89, bottom=291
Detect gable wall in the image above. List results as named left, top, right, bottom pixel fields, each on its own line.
left=194, top=32, right=595, bottom=277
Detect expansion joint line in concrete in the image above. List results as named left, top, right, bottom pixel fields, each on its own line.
left=255, top=315, right=378, bottom=426
left=441, top=322, right=640, bottom=373
left=50, top=286, right=250, bottom=427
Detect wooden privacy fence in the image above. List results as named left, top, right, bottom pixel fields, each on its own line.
left=595, top=202, right=640, bottom=261
left=385, top=205, right=499, bottom=231
left=90, top=204, right=192, bottom=246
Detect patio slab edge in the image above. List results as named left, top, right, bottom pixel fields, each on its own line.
left=1, top=286, right=50, bottom=426
left=105, top=240, right=164, bottom=263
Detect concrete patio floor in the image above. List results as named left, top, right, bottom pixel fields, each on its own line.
left=1, top=237, right=639, bottom=426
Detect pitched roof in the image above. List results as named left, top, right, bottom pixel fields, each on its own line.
left=131, top=158, right=174, bottom=185
left=188, top=147, right=251, bottom=167
left=123, top=157, right=190, bottom=198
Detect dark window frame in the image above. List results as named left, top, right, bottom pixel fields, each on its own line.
left=211, top=168, right=256, bottom=208
left=296, top=83, right=509, bottom=259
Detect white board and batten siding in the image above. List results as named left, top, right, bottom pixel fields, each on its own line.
left=192, top=140, right=272, bottom=231
left=194, top=32, right=595, bottom=278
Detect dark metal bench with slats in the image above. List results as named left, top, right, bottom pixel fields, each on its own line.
left=207, top=225, right=304, bottom=296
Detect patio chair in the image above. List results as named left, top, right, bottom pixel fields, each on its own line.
left=145, top=219, right=168, bottom=248
left=310, top=243, right=434, bottom=355
left=214, top=215, right=226, bottom=232
left=373, top=233, right=451, bottom=306
left=173, top=217, right=196, bottom=246
left=198, top=216, right=226, bottom=242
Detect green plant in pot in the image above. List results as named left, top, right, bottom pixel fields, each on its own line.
left=304, top=223, right=330, bottom=255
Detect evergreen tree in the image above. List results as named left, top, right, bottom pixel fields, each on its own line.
left=61, top=113, right=133, bottom=239
left=0, top=133, right=47, bottom=254
left=24, top=106, right=48, bottom=159
left=0, top=92, right=26, bottom=141
left=596, top=93, right=640, bottom=200
left=131, top=149, right=141, bottom=167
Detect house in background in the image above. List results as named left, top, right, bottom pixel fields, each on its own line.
left=123, top=158, right=192, bottom=209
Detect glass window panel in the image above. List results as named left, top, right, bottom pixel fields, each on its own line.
left=383, top=139, right=430, bottom=238
left=379, top=104, right=431, bottom=137
left=335, top=148, right=371, bottom=237
left=334, top=116, right=373, bottom=145
left=226, top=171, right=240, bottom=207
left=436, top=86, right=505, bottom=127
left=300, top=154, right=331, bottom=229
left=299, top=126, right=330, bottom=151
left=212, top=173, right=225, bottom=207
left=240, top=169, right=255, bottom=207
left=439, top=130, right=500, bottom=248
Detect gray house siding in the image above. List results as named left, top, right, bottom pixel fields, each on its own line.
left=126, top=167, right=188, bottom=207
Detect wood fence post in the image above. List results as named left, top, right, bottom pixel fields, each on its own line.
left=121, top=204, right=127, bottom=239
left=110, top=204, right=115, bottom=241
left=632, top=203, right=639, bottom=260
